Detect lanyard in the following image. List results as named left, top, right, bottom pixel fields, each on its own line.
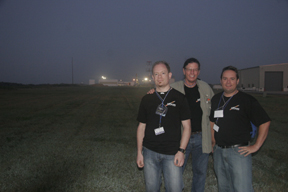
left=155, top=88, right=172, bottom=127
left=215, top=91, right=237, bottom=124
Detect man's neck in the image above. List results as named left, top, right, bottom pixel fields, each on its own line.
left=155, top=85, right=171, bottom=93
left=184, top=79, right=197, bottom=88
left=223, top=89, right=238, bottom=97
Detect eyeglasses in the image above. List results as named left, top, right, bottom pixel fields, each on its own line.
left=184, top=68, right=199, bottom=72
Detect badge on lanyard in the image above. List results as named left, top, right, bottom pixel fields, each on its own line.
left=213, top=124, right=219, bottom=132
left=213, top=91, right=238, bottom=133
left=154, top=88, right=172, bottom=133
left=155, top=104, right=168, bottom=117
left=154, top=127, right=165, bottom=135
left=155, top=88, right=171, bottom=117
left=214, top=110, right=224, bottom=118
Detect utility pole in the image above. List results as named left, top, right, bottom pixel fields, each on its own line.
left=72, top=57, right=74, bottom=84
left=146, top=61, right=152, bottom=77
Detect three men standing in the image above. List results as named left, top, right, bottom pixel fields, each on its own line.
left=209, top=66, right=271, bottom=192
left=136, top=61, right=271, bottom=192
left=136, top=61, right=191, bottom=192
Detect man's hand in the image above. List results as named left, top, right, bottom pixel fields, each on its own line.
left=238, top=145, right=259, bottom=157
left=174, top=151, right=185, bottom=167
left=211, top=139, right=216, bottom=153
left=137, top=153, right=144, bottom=168
left=210, top=121, right=216, bottom=153
left=239, top=121, right=270, bottom=157
left=136, top=123, right=146, bottom=168
left=147, top=89, right=155, bottom=94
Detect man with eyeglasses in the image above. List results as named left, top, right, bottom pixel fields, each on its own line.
left=171, top=58, right=214, bottom=192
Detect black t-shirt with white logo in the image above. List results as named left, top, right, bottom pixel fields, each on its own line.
left=209, top=91, right=270, bottom=146
left=184, top=85, right=202, bottom=132
left=137, top=88, right=191, bottom=155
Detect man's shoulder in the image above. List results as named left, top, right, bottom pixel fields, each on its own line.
left=197, top=79, right=212, bottom=89
left=212, top=91, right=222, bottom=100
left=170, top=80, right=184, bottom=88
left=237, top=91, right=257, bottom=102
left=171, top=87, right=185, bottom=97
left=141, top=92, right=155, bottom=101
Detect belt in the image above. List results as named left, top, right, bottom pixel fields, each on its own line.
left=191, top=131, right=201, bottom=135
left=217, top=142, right=249, bottom=149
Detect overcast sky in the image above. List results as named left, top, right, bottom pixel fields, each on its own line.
left=1, top=0, right=288, bottom=84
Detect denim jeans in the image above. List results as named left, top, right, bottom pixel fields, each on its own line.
left=213, top=145, right=254, bottom=192
left=143, top=147, right=183, bottom=192
left=182, top=132, right=209, bottom=192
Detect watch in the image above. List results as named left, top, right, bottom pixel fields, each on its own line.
left=178, top=148, right=186, bottom=154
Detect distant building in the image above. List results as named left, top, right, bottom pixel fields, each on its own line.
left=118, top=81, right=135, bottom=86
left=98, top=79, right=118, bottom=86
left=238, top=63, right=288, bottom=91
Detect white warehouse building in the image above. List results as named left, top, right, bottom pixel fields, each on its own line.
left=238, top=63, right=288, bottom=92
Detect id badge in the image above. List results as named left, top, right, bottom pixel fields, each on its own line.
left=214, top=110, right=224, bottom=118
left=213, top=124, right=219, bottom=132
left=155, top=104, right=168, bottom=117
left=154, top=127, right=165, bottom=135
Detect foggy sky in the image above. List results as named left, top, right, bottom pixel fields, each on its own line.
left=1, top=0, right=288, bottom=84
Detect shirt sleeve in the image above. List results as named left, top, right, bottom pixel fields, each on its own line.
left=209, top=95, right=217, bottom=122
left=248, top=97, right=271, bottom=126
left=137, top=97, right=147, bottom=123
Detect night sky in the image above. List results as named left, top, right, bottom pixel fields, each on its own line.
left=1, top=0, right=288, bottom=84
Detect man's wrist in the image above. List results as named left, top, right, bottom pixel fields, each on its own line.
left=178, top=148, right=186, bottom=154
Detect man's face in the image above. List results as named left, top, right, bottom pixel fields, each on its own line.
left=183, top=62, right=200, bottom=83
left=152, top=63, right=172, bottom=88
left=221, top=70, right=239, bottom=95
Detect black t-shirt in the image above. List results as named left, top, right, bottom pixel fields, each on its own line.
left=209, top=91, right=270, bottom=146
left=184, top=84, right=203, bottom=132
left=137, top=88, right=191, bottom=155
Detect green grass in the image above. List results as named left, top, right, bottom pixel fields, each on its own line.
left=0, top=86, right=287, bottom=191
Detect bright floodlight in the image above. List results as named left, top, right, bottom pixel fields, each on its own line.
left=101, top=76, right=106, bottom=79
left=144, top=77, right=148, bottom=81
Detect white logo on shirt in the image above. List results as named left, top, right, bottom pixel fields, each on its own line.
left=166, top=101, right=176, bottom=107
left=230, top=105, right=240, bottom=111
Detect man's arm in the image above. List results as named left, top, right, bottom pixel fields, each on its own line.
left=238, top=121, right=270, bottom=156
left=174, top=119, right=191, bottom=167
left=136, top=122, right=146, bottom=168
left=210, top=121, right=216, bottom=152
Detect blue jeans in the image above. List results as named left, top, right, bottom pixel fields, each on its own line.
left=213, top=145, right=254, bottom=192
left=182, top=132, right=209, bottom=192
left=143, top=147, right=183, bottom=192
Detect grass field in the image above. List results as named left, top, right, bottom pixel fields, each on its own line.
left=0, top=86, right=287, bottom=192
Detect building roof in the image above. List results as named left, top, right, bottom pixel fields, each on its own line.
left=239, top=63, right=288, bottom=71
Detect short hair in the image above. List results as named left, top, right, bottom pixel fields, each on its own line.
left=152, top=61, right=171, bottom=73
left=183, top=58, right=200, bottom=70
left=221, top=66, right=239, bottom=79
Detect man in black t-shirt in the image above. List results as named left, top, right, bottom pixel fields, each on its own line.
left=136, top=61, right=191, bottom=192
left=209, top=66, right=271, bottom=192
